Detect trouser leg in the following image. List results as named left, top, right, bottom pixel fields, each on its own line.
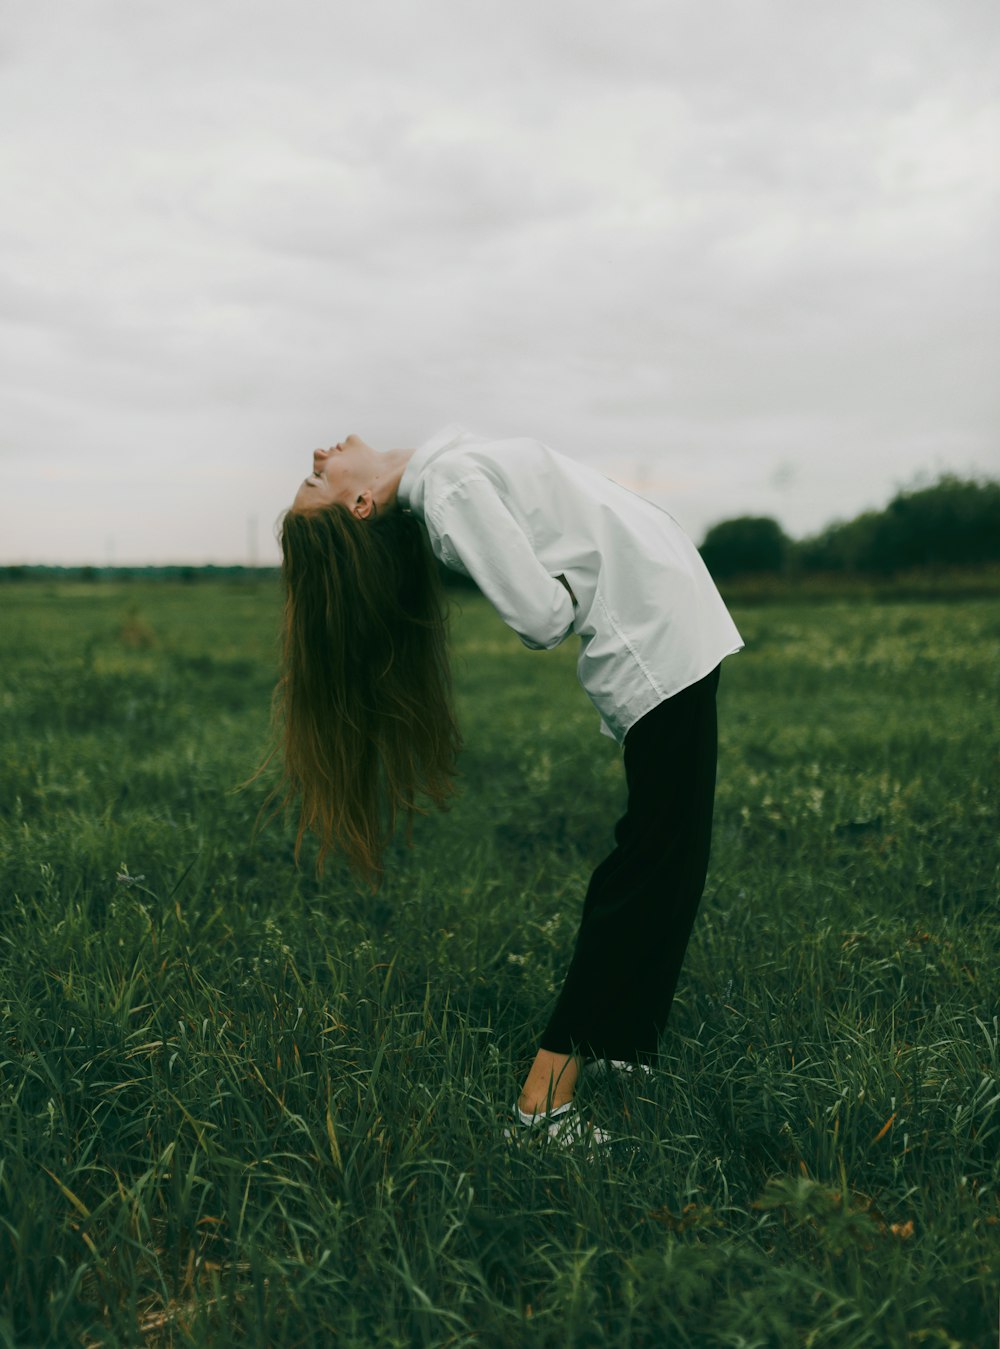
left=539, top=664, right=720, bottom=1062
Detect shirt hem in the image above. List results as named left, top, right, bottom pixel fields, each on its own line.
left=610, top=642, right=744, bottom=746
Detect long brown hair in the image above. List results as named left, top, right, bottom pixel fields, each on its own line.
left=267, top=502, right=461, bottom=886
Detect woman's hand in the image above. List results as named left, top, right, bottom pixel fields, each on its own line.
left=556, top=574, right=578, bottom=606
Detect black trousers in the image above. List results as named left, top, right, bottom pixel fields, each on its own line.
left=539, top=664, right=720, bottom=1062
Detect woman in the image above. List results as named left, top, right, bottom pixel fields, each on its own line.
left=274, top=425, right=743, bottom=1144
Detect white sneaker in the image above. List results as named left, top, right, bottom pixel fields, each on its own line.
left=586, top=1058, right=654, bottom=1078
left=503, top=1101, right=610, bottom=1148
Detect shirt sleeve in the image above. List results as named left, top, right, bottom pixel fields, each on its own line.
left=427, top=472, right=575, bottom=650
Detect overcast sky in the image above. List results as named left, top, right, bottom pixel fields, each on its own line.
left=2, top=0, right=998, bottom=564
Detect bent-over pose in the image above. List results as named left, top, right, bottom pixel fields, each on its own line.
left=274, top=425, right=743, bottom=1142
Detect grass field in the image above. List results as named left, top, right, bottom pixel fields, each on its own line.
left=0, top=581, right=997, bottom=1347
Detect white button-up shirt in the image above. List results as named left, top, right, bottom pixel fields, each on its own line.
left=398, top=425, right=743, bottom=743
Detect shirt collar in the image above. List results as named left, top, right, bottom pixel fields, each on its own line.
left=398, top=424, right=468, bottom=509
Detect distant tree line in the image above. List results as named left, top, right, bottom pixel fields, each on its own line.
left=699, top=474, right=1000, bottom=579
left=0, top=564, right=281, bottom=583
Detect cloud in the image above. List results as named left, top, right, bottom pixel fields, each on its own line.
left=1, top=0, right=998, bottom=561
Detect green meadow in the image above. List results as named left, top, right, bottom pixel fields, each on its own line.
left=0, top=581, right=997, bottom=1347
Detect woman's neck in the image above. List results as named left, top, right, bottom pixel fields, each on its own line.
left=375, top=447, right=416, bottom=510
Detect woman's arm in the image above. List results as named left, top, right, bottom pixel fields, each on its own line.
left=428, top=474, right=576, bottom=650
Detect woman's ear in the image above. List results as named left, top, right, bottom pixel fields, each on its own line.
left=352, top=491, right=376, bottom=520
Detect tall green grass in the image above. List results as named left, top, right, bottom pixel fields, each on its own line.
left=0, top=582, right=997, bottom=1346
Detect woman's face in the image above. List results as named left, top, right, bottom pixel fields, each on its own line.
left=292, top=436, right=375, bottom=515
